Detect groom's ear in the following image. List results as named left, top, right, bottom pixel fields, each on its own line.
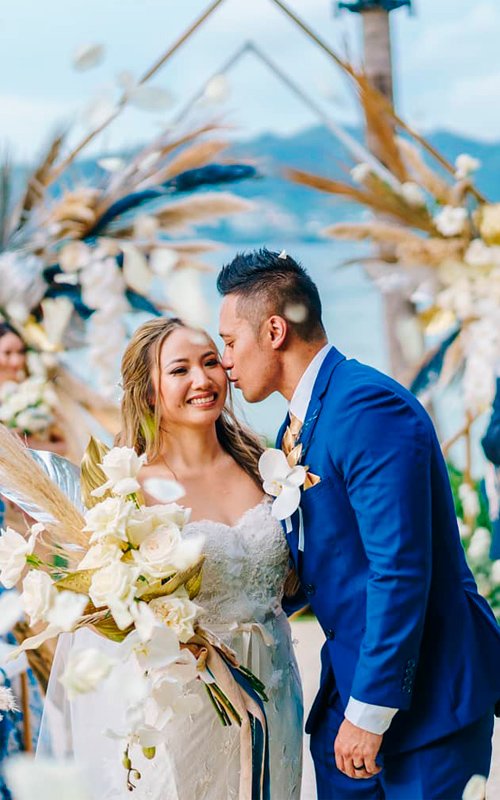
left=266, top=315, right=288, bottom=350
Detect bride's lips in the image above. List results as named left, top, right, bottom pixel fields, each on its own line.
left=187, top=392, right=218, bottom=408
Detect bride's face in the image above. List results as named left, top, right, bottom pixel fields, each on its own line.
left=154, top=328, right=227, bottom=429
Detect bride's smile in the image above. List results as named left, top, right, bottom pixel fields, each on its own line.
left=155, top=327, right=227, bottom=427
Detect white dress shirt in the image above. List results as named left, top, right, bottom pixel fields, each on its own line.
left=289, top=344, right=398, bottom=735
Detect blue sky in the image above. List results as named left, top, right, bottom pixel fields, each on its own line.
left=1, top=0, right=499, bottom=162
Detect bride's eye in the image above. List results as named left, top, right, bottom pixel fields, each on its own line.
left=205, top=358, right=220, bottom=368
left=170, top=367, right=188, bottom=375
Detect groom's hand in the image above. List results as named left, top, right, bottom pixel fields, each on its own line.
left=334, top=719, right=383, bottom=779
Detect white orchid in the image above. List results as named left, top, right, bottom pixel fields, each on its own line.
left=462, top=774, right=487, bottom=800
left=60, top=647, right=117, bottom=699
left=259, top=449, right=306, bottom=520
left=92, top=446, right=147, bottom=498
left=0, top=524, right=41, bottom=589
left=130, top=625, right=180, bottom=671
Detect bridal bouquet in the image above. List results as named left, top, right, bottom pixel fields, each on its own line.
left=0, top=429, right=269, bottom=797
left=0, top=376, right=58, bottom=436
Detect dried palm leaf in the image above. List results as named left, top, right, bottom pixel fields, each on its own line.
left=396, top=137, right=452, bottom=205
left=80, top=436, right=111, bottom=509
left=137, top=139, right=228, bottom=190
left=16, top=130, right=66, bottom=225
left=356, top=72, right=408, bottom=182
left=12, top=620, right=53, bottom=693
left=326, top=221, right=424, bottom=246
left=0, top=425, right=86, bottom=548
left=437, top=331, right=465, bottom=389
left=0, top=151, right=12, bottom=249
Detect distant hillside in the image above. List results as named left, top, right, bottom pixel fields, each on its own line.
left=10, top=126, right=500, bottom=243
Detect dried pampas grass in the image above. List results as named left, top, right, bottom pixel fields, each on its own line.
left=0, top=424, right=86, bottom=548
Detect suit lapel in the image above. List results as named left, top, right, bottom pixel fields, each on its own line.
left=298, top=346, right=346, bottom=460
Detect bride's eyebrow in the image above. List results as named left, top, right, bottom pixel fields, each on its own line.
left=165, top=350, right=217, bottom=367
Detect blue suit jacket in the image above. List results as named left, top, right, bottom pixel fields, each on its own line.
left=279, top=347, right=500, bottom=755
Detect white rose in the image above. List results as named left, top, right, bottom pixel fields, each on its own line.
left=77, top=540, right=123, bottom=569
left=434, top=205, right=468, bottom=237
left=0, top=525, right=39, bottom=589
left=458, top=483, right=480, bottom=520
left=149, top=590, right=200, bottom=643
left=84, top=496, right=135, bottom=545
left=133, top=524, right=183, bottom=579
left=89, top=560, right=138, bottom=629
left=60, top=647, right=117, bottom=699
left=455, top=154, right=481, bottom=181
left=491, top=560, right=500, bottom=586
left=21, top=570, right=57, bottom=625
left=92, top=446, right=147, bottom=498
left=127, top=503, right=190, bottom=548
left=467, top=527, right=491, bottom=564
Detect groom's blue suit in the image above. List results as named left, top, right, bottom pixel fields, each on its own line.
left=279, top=347, right=500, bottom=799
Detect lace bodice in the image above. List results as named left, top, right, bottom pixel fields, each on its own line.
left=183, top=499, right=290, bottom=627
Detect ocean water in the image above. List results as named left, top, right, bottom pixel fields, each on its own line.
left=200, top=240, right=386, bottom=439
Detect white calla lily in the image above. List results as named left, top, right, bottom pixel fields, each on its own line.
left=258, top=449, right=306, bottom=520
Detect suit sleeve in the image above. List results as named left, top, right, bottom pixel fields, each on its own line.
left=482, top=378, right=500, bottom=466
left=333, top=384, right=433, bottom=710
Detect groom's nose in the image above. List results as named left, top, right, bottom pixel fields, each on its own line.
left=221, top=349, right=233, bottom=371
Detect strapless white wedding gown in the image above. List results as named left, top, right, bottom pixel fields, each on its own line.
left=39, top=499, right=303, bottom=800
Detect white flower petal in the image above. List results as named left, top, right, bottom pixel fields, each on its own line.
left=122, top=244, right=153, bottom=295
left=97, top=157, right=125, bottom=173
left=0, top=590, right=23, bottom=636
left=271, top=486, right=301, bottom=520
left=285, top=465, right=307, bottom=488
left=72, top=43, right=105, bottom=71
left=127, top=85, right=173, bottom=112
left=143, top=478, right=185, bottom=503
left=258, top=449, right=289, bottom=482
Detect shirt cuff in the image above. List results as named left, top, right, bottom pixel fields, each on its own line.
left=344, top=696, right=398, bottom=735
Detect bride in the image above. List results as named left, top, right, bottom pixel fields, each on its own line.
left=40, top=317, right=303, bottom=800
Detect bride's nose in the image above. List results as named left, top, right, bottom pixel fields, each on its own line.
left=191, top=366, right=213, bottom=389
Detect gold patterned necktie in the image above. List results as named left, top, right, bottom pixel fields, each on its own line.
left=282, top=412, right=320, bottom=490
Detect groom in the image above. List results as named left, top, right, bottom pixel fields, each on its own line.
left=217, top=248, right=500, bottom=800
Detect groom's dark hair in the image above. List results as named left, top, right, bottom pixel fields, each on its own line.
left=217, top=248, right=325, bottom=342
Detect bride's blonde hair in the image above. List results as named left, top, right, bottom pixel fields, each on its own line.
left=118, top=317, right=264, bottom=486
